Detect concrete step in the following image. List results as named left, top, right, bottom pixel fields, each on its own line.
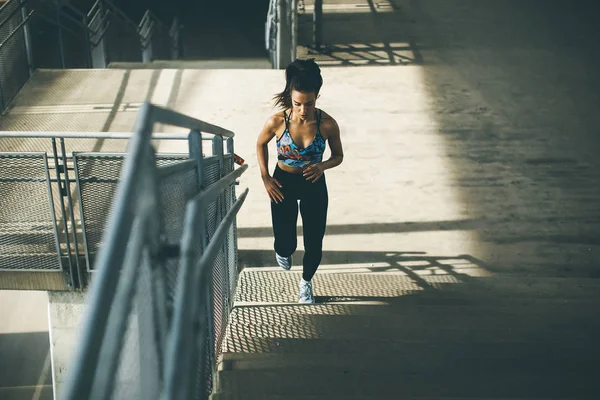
left=108, top=58, right=272, bottom=69
left=222, top=332, right=600, bottom=357
left=223, top=319, right=598, bottom=345
left=218, top=349, right=598, bottom=372
left=213, top=367, right=598, bottom=397
left=229, top=302, right=600, bottom=325
left=235, top=271, right=600, bottom=304
left=211, top=395, right=547, bottom=400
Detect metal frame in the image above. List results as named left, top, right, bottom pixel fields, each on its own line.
left=72, top=151, right=200, bottom=275
left=0, top=152, right=64, bottom=272
left=0, top=127, right=230, bottom=288
left=266, top=0, right=298, bottom=69
left=60, top=101, right=248, bottom=400
left=50, top=138, right=76, bottom=287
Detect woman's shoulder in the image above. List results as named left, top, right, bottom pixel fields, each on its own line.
left=263, top=110, right=288, bottom=135
left=266, top=110, right=287, bottom=129
left=318, top=109, right=340, bottom=137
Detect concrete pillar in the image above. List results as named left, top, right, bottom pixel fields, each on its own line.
left=47, top=291, right=87, bottom=399
left=276, top=0, right=292, bottom=69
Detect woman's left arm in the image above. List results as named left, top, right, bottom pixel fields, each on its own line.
left=303, top=118, right=344, bottom=182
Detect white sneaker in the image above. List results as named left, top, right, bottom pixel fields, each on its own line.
left=276, top=253, right=292, bottom=270
left=299, top=279, right=315, bottom=304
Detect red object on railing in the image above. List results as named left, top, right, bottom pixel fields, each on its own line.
left=233, top=153, right=245, bottom=166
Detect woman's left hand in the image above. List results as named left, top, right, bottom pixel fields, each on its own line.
left=303, top=163, right=325, bottom=183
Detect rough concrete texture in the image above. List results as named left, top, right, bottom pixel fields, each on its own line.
left=46, top=291, right=86, bottom=397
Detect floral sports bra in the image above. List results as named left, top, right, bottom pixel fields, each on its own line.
left=276, top=109, right=326, bottom=169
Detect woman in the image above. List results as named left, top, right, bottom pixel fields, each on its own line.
left=256, top=59, right=344, bottom=304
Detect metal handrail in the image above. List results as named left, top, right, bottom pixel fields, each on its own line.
left=0, top=0, right=28, bottom=28
left=192, top=163, right=248, bottom=205
left=163, top=187, right=249, bottom=399
left=0, top=131, right=191, bottom=139
left=60, top=101, right=244, bottom=400
left=150, top=105, right=235, bottom=138
left=156, top=158, right=197, bottom=178
left=0, top=9, right=33, bottom=50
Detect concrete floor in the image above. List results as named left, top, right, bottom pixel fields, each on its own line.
left=1, top=0, right=600, bottom=398
left=0, top=291, right=53, bottom=400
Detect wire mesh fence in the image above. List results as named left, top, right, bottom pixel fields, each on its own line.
left=56, top=103, right=247, bottom=400
left=0, top=0, right=31, bottom=110
left=0, top=153, right=62, bottom=271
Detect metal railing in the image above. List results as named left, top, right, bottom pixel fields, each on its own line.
left=139, top=10, right=171, bottom=62
left=0, top=125, right=239, bottom=290
left=0, top=0, right=180, bottom=111
left=0, top=0, right=34, bottom=110
left=266, top=0, right=298, bottom=69
left=58, top=101, right=248, bottom=400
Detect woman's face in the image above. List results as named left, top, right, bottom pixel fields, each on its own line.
left=290, top=90, right=317, bottom=122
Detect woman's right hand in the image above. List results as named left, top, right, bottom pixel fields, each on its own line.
left=262, top=175, right=284, bottom=203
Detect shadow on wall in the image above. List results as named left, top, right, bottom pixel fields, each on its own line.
left=406, top=0, right=600, bottom=278
left=297, top=0, right=422, bottom=66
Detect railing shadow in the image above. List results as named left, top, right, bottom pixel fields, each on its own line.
left=296, top=0, right=423, bottom=66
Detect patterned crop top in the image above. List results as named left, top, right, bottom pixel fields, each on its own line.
left=276, top=109, right=326, bottom=169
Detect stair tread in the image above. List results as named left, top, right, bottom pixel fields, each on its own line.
left=235, top=270, right=600, bottom=304
left=215, top=368, right=599, bottom=397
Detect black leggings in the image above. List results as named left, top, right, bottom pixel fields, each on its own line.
left=271, top=164, right=328, bottom=281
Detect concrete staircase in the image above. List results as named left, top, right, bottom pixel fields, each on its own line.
left=210, top=266, right=600, bottom=399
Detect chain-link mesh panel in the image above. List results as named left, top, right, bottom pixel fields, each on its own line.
left=0, top=153, right=61, bottom=270
left=210, top=155, right=236, bottom=358
left=157, top=162, right=199, bottom=325
left=89, top=218, right=164, bottom=400
left=74, top=153, right=188, bottom=270
left=0, top=0, right=30, bottom=110
left=224, top=155, right=238, bottom=298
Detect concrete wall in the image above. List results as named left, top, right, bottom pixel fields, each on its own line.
left=47, top=291, right=87, bottom=398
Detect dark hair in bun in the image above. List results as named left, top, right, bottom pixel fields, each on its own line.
left=274, top=58, right=323, bottom=109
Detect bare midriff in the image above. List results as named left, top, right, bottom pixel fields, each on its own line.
left=277, top=161, right=305, bottom=174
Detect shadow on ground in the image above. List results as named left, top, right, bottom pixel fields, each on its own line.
left=0, top=332, right=52, bottom=400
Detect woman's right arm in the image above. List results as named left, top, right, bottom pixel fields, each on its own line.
left=257, top=115, right=284, bottom=203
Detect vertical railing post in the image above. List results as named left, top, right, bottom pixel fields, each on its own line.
left=211, top=135, right=227, bottom=362
left=276, top=0, right=292, bottom=69
left=212, top=136, right=224, bottom=177
left=89, top=1, right=108, bottom=68
left=291, top=0, right=298, bottom=62
left=20, top=0, right=34, bottom=74
left=141, top=14, right=152, bottom=63
left=225, top=137, right=237, bottom=300
left=55, top=0, right=66, bottom=68
left=313, top=0, right=323, bottom=51
left=82, top=15, right=94, bottom=68
left=141, top=42, right=152, bottom=63
left=59, top=139, right=84, bottom=289
left=51, top=138, right=75, bottom=289
left=189, top=130, right=205, bottom=189
left=0, top=78, right=5, bottom=111
left=170, top=16, right=181, bottom=60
